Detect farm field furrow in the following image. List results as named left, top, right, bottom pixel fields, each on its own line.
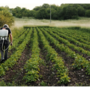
left=0, top=26, right=90, bottom=86
left=41, top=28, right=90, bottom=69
left=51, top=28, right=90, bottom=51
left=23, top=28, right=41, bottom=85
left=44, top=28, right=90, bottom=61
left=37, top=29, right=64, bottom=86
left=55, top=28, right=90, bottom=42
left=40, top=27, right=90, bottom=84
left=54, top=28, right=90, bottom=45
left=37, top=28, right=70, bottom=85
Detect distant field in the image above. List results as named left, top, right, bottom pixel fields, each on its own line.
left=11, top=17, right=90, bottom=29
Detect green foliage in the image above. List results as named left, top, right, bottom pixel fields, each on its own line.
left=0, top=80, right=6, bottom=86
left=23, top=70, right=39, bottom=82
left=40, top=81, right=47, bottom=86
left=85, top=10, right=90, bottom=17
left=41, top=27, right=90, bottom=76
left=49, top=27, right=90, bottom=75
left=23, top=28, right=40, bottom=83
left=0, top=28, right=32, bottom=76
left=36, top=8, right=48, bottom=19
left=10, top=4, right=90, bottom=20
left=0, top=80, right=27, bottom=87
left=38, top=28, right=70, bottom=84
left=1, top=26, right=90, bottom=85
left=11, top=6, right=36, bottom=18
left=0, top=66, right=5, bottom=76
left=0, top=7, right=14, bottom=27
left=60, top=4, right=79, bottom=19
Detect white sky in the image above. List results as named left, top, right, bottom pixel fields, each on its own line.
left=0, top=3, right=61, bottom=10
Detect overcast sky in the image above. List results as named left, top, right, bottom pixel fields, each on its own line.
left=0, top=3, right=61, bottom=10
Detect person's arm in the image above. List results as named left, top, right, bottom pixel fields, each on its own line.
left=9, top=33, right=13, bottom=45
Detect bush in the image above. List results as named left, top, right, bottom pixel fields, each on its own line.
left=0, top=7, right=14, bottom=27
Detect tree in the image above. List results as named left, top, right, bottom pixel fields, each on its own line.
left=60, top=4, right=78, bottom=19
left=46, top=8, right=51, bottom=19
left=21, top=8, right=28, bottom=17
left=51, top=5, right=60, bottom=19
left=33, top=6, right=41, bottom=11
left=85, top=10, right=90, bottom=17
left=77, top=5, right=85, bottom=16
left=10, top=3, right=90, bottom=20
left=42, top=4, right=50, bottom=8
left=36, top=8, right=48, bottom=19
left=51, top=8, right=58, bottom=19
left=0, top=7, right=14, bottom=27
left=12, top=6, right=22, bottom=18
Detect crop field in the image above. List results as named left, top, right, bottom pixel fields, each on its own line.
left=0, top=26, right=90, bottom=86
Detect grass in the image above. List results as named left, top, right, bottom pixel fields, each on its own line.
left=10, top=17, right=90, bottom=29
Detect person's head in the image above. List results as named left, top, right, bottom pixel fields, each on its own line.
left=3, top=24, right=9, bottom=28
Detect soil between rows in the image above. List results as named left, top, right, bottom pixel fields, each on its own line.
left=35, top=34, right=59, bottom=86
left=37, top=50, right=60, bottom=86
left=47, top=30, right=90, bottom=61
left=51, top=42, right=90, bottom=86
left=41, top=30, right=90, bottom=86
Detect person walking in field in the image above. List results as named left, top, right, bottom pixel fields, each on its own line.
left=0, top=24, right=13, bottom=63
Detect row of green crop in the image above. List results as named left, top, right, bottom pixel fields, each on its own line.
left=54, top=28, right=90, bottom=45
left=9, top=28, right=29, bottom=51
left=67, top=28, right=90, bottom=41
left=37, top=28, right=70, bottom=84
left=23, top=28, right=40, bottom=83
left=50, top=28, right=90, bottom=50
left=0, top=28, right=33, bottom=76
left=41, top=28, right=90, bottom=75
left=55, top=27, right=90, bottom=41
left=11, top=27, right=25, bottom=41
left=45, top=28, right=90, bottom=57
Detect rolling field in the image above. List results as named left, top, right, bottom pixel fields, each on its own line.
left=0, top=26, right=90, bottom=86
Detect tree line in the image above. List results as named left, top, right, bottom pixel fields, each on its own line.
left=1, top=4, right=90, bottom=27
left=10, top=4, right=90, bottom=20
left=0, top=3, right=90, bottom=27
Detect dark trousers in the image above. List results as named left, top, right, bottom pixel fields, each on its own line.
left=0, top=40, right=9, bottom=60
